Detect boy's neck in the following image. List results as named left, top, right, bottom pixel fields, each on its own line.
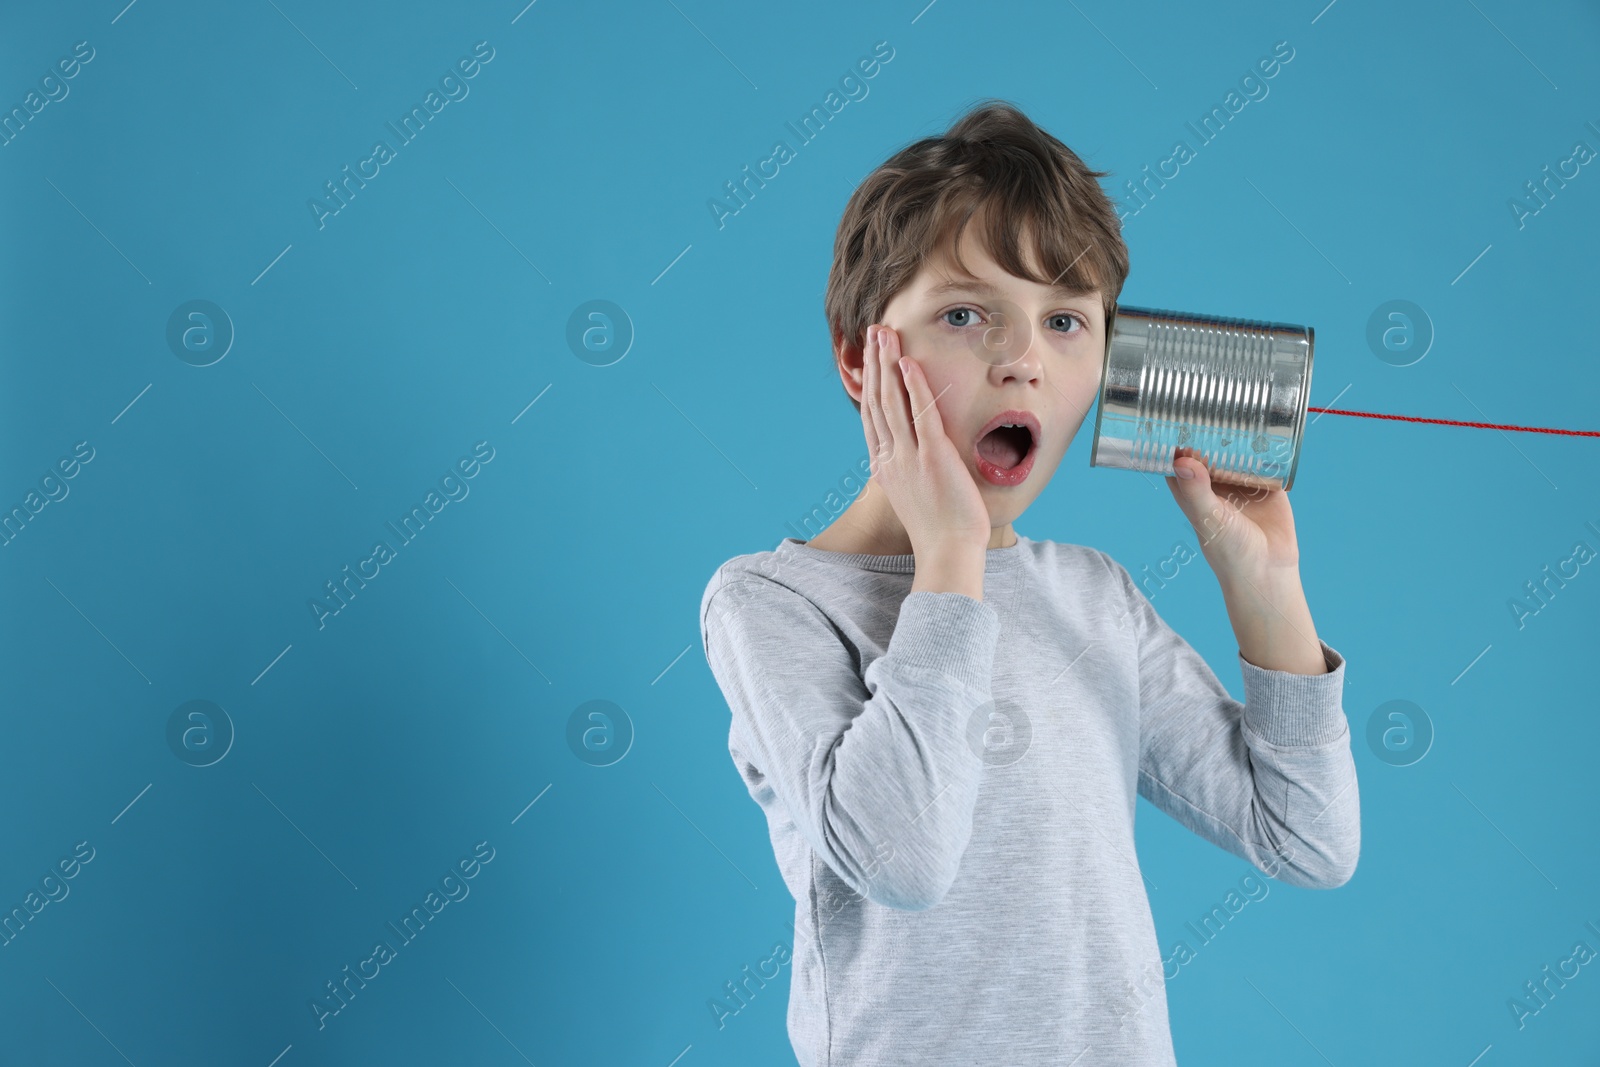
left=803, top=481, right=1017, bottom=555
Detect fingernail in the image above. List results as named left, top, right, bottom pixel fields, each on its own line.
left=1175, top=464, right=1194, bottom=480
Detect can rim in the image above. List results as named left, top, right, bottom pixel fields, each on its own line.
left=1284, top=324, right=1315, bottom=491
left=1089, top=303, right=1122, bottom=470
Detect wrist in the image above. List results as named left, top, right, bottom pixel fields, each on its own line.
left=911, top=544, right=987, bottom=599
left=1219, top=560, right=1303, bottom=605
left=1220, top=566, right=1326, bottom=675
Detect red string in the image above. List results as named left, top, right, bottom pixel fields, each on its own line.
left=1307, top=406, right=1600, bottom=438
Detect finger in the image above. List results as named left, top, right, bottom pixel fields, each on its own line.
left=860, top=327, right=881, bottom=464
left=1166, top=453, right=1225, bottom=532
left=878, top=326, right=916, bottom=452
left=864, top=326, right=891, bottom=465
left=901, top=355, right=947, bottom=446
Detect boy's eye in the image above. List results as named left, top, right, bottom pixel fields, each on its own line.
left=941, top=306, right=1087, bottom=334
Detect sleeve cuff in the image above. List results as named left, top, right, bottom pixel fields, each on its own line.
left=886, top=591, right=1001, bottom=690
left=1238, top=639, right=1349, bottom=747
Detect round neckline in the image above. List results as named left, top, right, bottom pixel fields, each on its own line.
left=777, top=533, right=1030, bottom=573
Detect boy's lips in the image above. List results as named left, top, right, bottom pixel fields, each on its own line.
left=973, top=409, right=1041, bottom=487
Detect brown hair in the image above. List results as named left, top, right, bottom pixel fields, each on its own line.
left=825, top=99, right=1130, bottom=413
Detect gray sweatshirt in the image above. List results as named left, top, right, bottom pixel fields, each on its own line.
left=698, top=533, right=1360, bottom=1066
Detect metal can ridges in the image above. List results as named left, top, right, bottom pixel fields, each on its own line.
left=1091, top=305, right=1315, bottom=491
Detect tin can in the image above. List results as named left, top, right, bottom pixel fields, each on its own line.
left=1089, top=304, right=1315, bottom=491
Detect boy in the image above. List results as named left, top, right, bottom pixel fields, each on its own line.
left=698, top=99, right=1359, bottom=1066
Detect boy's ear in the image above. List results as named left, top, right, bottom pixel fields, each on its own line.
left=833, top=326, right=867, bottom=404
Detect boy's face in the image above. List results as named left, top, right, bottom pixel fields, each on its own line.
left=863, top=224, right=1106, bottom=528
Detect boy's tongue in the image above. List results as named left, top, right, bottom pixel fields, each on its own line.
left=978, top=426, right=1027, bottom=469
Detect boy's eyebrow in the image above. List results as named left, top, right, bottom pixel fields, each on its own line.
left=924, top=278, right=1099, bottom=300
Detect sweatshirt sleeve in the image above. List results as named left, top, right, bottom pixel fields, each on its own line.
left=700, top=569, right=1001, bottom=911
left=1103, top=554, right=1361, bottom=889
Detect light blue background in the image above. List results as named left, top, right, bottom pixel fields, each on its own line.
left=2, top=1, right=1597, bottom=1064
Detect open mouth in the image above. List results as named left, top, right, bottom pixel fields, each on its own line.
left=973, top=411, right=1041, bottom=486
left=976, top=424, right=1034, bottom=470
